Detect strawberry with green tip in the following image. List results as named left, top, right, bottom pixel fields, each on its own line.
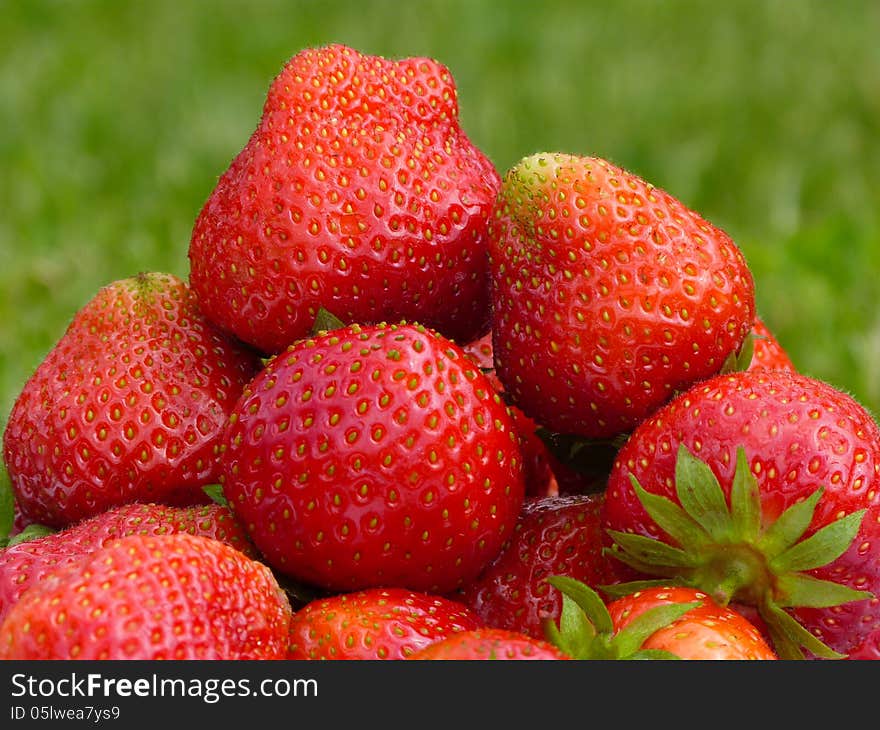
left=489, top=152, right=755, bottom=440
left=602, top=369, right=880, bottom=659
left=189, top=43, right=500, bottom=355
left=2, top=272, right=261, bottom=528
left=0, top=532, right=291, bottom=660
left=287, top=587, right=482, bottom=659
left=221, top=321, right=526, bottom=594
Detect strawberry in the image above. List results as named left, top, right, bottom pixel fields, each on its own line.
left=286, top=587, right=482, bottom=659
left=0, top=533, right=291, bottom=660
left=220, top=321, right=526, bottom=594
left=606, top=585, right=777, bottom=659
left=462, top=332, right=608, bottom=496
left=406, top=627, right=569, bottom=660
left=488, top=153, right=755, bottom=439
left=0, top=501, right=257, bottom=622
left=189, top=43, right=500, bottom=355
left=547, top=578, right=777, bottom=660
left=455, top=493, right=635, bottom=638
left=601, top=369, right=880, bottom=658
left=2, top=272, right=261, bottom=528
left=749, top=315, right=796, bottom=372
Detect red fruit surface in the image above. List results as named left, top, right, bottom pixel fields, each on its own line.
left=407, top=628, right=569, bottom=660
left=2, top=273, right=261, bottom=528
left=607, top=586, right=777, bottom=659
left=0, top=533, right=291, bottom=660
left=287, top=587, right=481, bottom=659
left=603, top=369, right=880, bottom=656
left=221, top=322, right=526, bottom=594
left=189, top=43, right=500, bottom=355
left=457, top=493, right=635, bottom=638
left=489, top=153, right=755, bottom=439
left=749, top=315, right=796, bottom=372
left=0, top=502, right=257, bottom=622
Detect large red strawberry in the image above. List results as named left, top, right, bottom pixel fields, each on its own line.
left=455, top=493, right=635, bottom=638
left=602, top=369, right=880, bottom=659
left=287, top=587, right=481, bottom=659
left=0, top=533, right=291, bottom=660
left=0, top=501, right=257, bottom=622
left=407, top=627, right=569, bottom=660
left=221, top=321, right=526, bottom=594
left=189, top=44, right=500, bottom=355
left=2, top=273, right=261, bottom=528
left=547, top=578, right=776, bottom=660
left=489, top=153, right=755, bottom=439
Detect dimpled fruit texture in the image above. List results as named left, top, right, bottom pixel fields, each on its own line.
left=458, top=493, right=634, bottom=639
left=489, top=153, right=755, bottom=439
left=0, top=502, right=257, bottom=622
left=2, top=273, right=261, bottom=528
left=286, top=587, right=482, bottom=659
left=188, top=44, right=501, bottom=355
left=607, top=586, right=777, bottom=660
left=603, top=369, right=880, bottom=657
left=220, top=322, right=526, bottom=594
left=0, top=533, right=292, bottom=660
left=406, top=628, right=570, bottom=660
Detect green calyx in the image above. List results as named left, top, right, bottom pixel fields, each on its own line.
left=604, top=443, right=872, bottom=659
left=543, top=575, right=694, bottom=660
left=719, top=331, right=756, bottom=374
left=310, top=306, right=346, bottom=336
left=0, top=465, right=55, bottom=549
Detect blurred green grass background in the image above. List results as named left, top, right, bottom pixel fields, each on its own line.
left=2, top=0, right=879, bottom=434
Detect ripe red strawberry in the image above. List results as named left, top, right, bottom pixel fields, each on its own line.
left=489, top=153, right=755, bottom=439
left=456, top=493, right=635, bottom=638
left=462, top=333, right=609, bottom=497
left=602, top=369, right=880, bottom=659
left=2, top=273, right=261, bottom=528
left=287, top=587, right=482, bottom=659
left=606, top=586, right=777, bottom=659
left=189, top=43, right=501, bottom=355
left=221, top=321, right=526, bottom=594
left=547, top=577, right=776, bottom=659
left=0, top=501, right=257, bottom=622
left=406, top=627, right=569, bottom=660
left=749, top=315, right=796, bottom=372
left=0, top=533, right=291, bottom=660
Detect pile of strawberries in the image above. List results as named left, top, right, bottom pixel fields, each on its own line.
left=2, top=44, right=878, bottom=661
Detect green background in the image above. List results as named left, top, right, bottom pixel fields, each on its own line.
left=2, top=0, right=879, bottom=435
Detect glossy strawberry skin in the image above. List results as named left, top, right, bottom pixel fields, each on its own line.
left=456, top=493, right=636, bottom=638
left=608, top=586, right=777, bottom=659
left=603, top=369, right=880, bottom=656
left=489, top=153, right=755, bottom=439
left=462, top=332, right=604, bottom=497
left=221, top=322, right=526, bottom=594
left=189, top=44, right=500, bottom=355
left=406, top=628, right=569, bottom=660
left=287, top=587, right=482, bottom=659
left=2, top=273, right=261, bottom=528
left=0, top=533, right=291, bottom=660
left=0, top=502, right=257, bottom=622
left=749, top=315, right=796, bottom=372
